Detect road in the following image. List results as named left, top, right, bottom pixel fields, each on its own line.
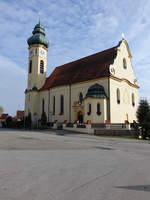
left=0, top=129, right=150, bottom=200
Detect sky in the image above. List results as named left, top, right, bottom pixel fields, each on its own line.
left=0, top=0, right=150, bottom=116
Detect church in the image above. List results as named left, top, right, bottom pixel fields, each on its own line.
left=25, top=21, right=139, bottom=128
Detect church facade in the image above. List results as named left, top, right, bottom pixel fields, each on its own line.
left=25, top=22, right=139, bottom=127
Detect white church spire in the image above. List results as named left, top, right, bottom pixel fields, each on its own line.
left=122, top=33, right=125, bottom=40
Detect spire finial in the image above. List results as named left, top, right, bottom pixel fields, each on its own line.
left=122, top=33, right=125, bottom=40
left=38, top=12, right=40, bottom=24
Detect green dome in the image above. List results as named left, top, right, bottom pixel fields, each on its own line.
left=86, top=84, right=106, bottom=98
left=27, top=22, right=49, bottom=48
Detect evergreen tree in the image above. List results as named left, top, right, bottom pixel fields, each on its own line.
left=25, top=113, right=32, bottom=129
left=137, top=99, right=150, bottom=139
left=41, top=112, right=47, bottom=128
left=6, top=116, right=12, bottom=128
left=28, top=113, right=32, bottom=128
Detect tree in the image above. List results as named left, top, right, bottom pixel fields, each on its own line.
left=28, top=113, right=32, bottom=129
left=137, top=99, right=150, bottom=139
left=6, top=116, right=12, bottom=128
left=0, top=106, right=4, bottom=115
left=41, top=112, right=47, bottom=128
left=25, top=113, right=32, bottom=129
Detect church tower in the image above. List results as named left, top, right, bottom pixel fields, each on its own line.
left=27, top=20, right=49, bottom=90
left=25, top=21, right=49, bottom=122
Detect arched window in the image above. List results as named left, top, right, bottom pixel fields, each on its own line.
left=87, top=103, right=91, bottom=115
left=97, top=103, right=101, bottom=115
left=123, top=58, right=127, bottom=69
left=117, top=88, right=120, bottom=104
left=132, top=93, right=135, bottom=106
left=40, top=60, right=44, bottom=74
left=79, top=92, right=83, bottom=105
left=29, top=60, right=32, bottom=73
left=53, top=96, right=55, bottom=115
left=60, top=95, right=64, bottom=115
left=42, top=98, right=45, bottom=113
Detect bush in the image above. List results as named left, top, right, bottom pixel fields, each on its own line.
left=41, top=112, right=47, bottom=128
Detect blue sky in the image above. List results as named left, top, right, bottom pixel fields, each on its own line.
left=0, top=0, right=150, bottom=115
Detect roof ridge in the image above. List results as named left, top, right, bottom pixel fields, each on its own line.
left=55, top=44, right=118, bottom=70
left=39, top=41, right=121, bottom=91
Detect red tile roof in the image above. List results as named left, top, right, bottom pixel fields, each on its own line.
left=0, top=114, right=8, bottom=120
left=40, top=42, right=119, bottom=91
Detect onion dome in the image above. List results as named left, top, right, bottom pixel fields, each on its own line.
left=86, top=84, right=106, bottom=98
left=27, top=21, right=49, bottom=48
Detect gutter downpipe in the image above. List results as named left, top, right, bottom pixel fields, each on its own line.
left=48, top=89, right=50, bottom=122
left=69, top=84, right=71, bottom=123
left=107, top=76, right=111, bottom=122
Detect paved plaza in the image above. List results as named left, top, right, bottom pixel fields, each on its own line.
left=0, top=129, right=150, bottom=200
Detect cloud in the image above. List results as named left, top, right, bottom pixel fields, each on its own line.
left=90, top=13, right=118, bottom=35
left=0, top=54, right=26, bottom=115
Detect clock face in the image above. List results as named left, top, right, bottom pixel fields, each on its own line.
left=40, top=49, right=46, bottom=57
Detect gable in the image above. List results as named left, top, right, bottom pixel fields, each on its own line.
left=109, top=39, right=138, bottom=86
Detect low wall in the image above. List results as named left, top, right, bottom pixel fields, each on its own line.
left=54, top=122, right=137, bottom=137
left=94, top=129, right=138, bottom=137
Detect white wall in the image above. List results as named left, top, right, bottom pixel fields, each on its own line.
left=109, top=39, right=139, bottom=123
left=109, top=39, right=137, bottom=85
left=84, top=97, right=107, bottom=123
left=45, top=78, right=108, bottom=123
left=70, top=78, right=108, bottom=122
left=110, top=78, right=138, bottom=123
left=49, top=86, right=70, bottom=123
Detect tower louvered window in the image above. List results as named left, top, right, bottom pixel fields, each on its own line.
left=29, top=60, right=32, bottom=73
left=40, top=60, right=44, bottom=74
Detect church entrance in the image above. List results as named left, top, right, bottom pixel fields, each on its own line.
left=78, top=111, right=83, bottom=124
left=73, top=101, right=84, bottom=123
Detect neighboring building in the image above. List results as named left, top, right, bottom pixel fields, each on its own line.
left=0, top=114, right=8, bottom=127
left=25, top=21, right=139, bottom=127
left=16, top=110, right=24, bottom=121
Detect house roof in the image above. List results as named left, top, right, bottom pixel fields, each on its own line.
left=0, top=114, right=8, bottom=120
left=16, top=110, right=24, bottom=120
left=39, top=41, right=120, bottom=91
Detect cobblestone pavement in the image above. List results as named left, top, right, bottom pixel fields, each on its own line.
left=0, top=129, right=150, bottom=200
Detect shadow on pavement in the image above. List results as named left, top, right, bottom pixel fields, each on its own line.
left=116, top=185, right=150, bottom=192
